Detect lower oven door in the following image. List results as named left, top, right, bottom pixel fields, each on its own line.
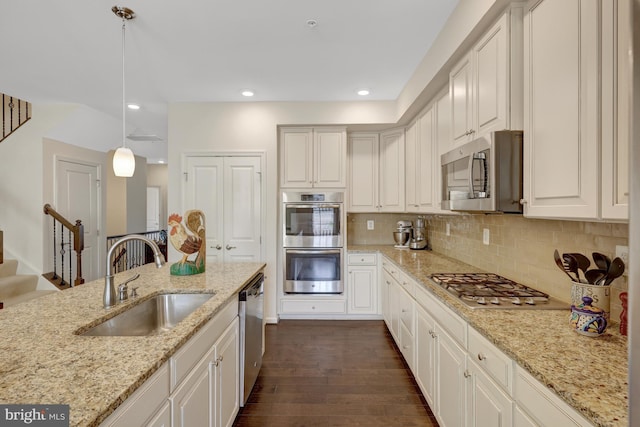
left=284, top=248, right=343, bottom=294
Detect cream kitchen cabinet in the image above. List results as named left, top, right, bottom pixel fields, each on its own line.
left=449, top=7, right=523, bottom=148
left=280, top=127, right=347, bottom=188
left=466, top=359, right=513, bottom=427
left=348, top=130, right=405, bottom=212
left=522, top=0, right=600, bottom=219
left=406, top=104, right=439, bottom=213
left=347, top=252, right=379, bottom=315
left=171, top=317, right=239, bottom=427
left=523, top=0, right=630, bottom=221
left=601, top=0, right=630, bottom=220
left=415, top=304, right=437, bottom=409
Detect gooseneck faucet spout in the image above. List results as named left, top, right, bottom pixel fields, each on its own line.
left=104, top=234, right=165, bottom=308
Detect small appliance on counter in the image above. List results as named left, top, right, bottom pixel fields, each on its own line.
left=409, top=216, right=428, bottom=250
left=393, top=221, right=412, bottom=249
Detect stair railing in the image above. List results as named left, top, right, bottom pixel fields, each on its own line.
left=43, top=204, right=84, bottom=288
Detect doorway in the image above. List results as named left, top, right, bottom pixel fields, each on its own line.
left=147, top=186, right=161, bottom=231
left=184, top=155, right=263, bottom=263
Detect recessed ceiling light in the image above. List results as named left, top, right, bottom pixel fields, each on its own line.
left=158, top=160, right=165, bottom=164
left=127, top=103, right=140, bottom=110
left=306, top=19, right=318, bottom=28
left=357, top=89, right=370, bottom=96
left=242, top=90, right=254, bottom=97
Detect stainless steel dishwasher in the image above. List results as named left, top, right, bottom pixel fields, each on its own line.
left=238, top=271, right=264, bottom=406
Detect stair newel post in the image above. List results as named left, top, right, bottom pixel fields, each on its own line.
left=73, top=220, right=84, bottom=286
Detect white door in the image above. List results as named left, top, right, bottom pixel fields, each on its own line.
left=222, top=157, right=262, bottom=262
left=55, top=159, right=100, bottom=282
left=146, top=186, right=161, bottom=231
left=185, top=156, right=262, bottom=263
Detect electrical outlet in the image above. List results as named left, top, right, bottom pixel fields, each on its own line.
left=483, top=228, right=490, bottom=245
left=446, top=223, right=451, bottom=236
left=616, top=245, right=629, bottom=275
left=367, top=220, right=374, bottom=230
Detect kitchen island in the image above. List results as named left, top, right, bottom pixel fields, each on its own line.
left=0, top=261, right=265, bottom=427
left=350, top=245, right=628, bottom=427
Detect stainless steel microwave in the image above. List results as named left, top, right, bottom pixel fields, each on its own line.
left=441, top=130, right=523, bottom=213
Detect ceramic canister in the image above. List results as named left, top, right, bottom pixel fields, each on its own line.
left=570, top=281, right=610, bottom=320
left=570, top=296, right=608, bottom=337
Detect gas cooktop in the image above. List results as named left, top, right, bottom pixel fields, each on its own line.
left=430, top=273, right=568, bottom=310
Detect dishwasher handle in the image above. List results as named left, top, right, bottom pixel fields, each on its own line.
left=239, top=272, right=264, bottom=302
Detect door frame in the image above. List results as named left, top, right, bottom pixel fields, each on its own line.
left=180, top=151, right=266, bottom=264
left=49, top=154, right=104, bottom=280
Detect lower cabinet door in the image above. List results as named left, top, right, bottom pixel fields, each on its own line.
left=514, top=405, right=538, bottom=427
left=214, top=318, right=240, bottom=427
left=415, top=306, right=437, bottom=409
left=171, top=347, right=215, bottom=427
left=436, top=327, right=467, bottom=427
left=466, top=359, right=513, bottom=427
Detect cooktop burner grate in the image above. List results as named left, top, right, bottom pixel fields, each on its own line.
left=430, top=273, right=567, bottom=309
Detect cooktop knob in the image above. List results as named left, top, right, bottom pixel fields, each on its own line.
left=490, top=297, right=500, bottom=305
left=476, top=297, right=487, bottom=305
left=512, top=297, right=522, bottom=305
left=525, top=298, right=535, bottom=305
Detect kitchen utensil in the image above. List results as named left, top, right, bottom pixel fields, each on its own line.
left=568, top=253, right=590, bottom=276
left=570, top=296, right=607, bottom=337
left=584, top=269, right=606, bottom=285
left=554, top=250, right=576, bottom=281
left=592, top=252, right=611, bottom=271
left=601, top=257, right=625, bottom=286
left=562, top=253, right=582, bottom=282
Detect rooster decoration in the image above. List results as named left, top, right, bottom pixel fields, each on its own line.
left=168, top=210, right=206, bottom=275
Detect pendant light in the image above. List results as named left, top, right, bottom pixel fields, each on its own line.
left=112, top=6, right=136, bottom=177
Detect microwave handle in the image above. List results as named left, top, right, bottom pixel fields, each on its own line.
left=467, top=152, right=487, bottom=199
left=286, top=249, right=341, bottom=255
left=285, top=204, right=341, bottom=210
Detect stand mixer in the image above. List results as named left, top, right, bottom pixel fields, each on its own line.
left=393, top=221, right=412, bottom=249
left=409, top=216, right=428, bottom=250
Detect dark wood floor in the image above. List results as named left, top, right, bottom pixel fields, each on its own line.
left=233, top=320, right=438, bottom=427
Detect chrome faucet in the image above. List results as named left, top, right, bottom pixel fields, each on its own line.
left=104, top=235, right=165, bottom=308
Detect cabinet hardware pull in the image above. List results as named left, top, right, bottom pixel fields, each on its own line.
left=211, top=245, right=222, bottom=250
left=477, top=353, right=486, bottom=361
left=519, top=198, right=527, bottom=204
left=226, top=244, right=236, bottom=250
left=464, top=370, right=471, bottom=378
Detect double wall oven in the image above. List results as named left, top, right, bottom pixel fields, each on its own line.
left=282, top=191, right=344, bottom=294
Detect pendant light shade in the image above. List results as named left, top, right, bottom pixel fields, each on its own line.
left=113, top=147, right=135, bottom=177
left=112, top=6, right=136, bottom=177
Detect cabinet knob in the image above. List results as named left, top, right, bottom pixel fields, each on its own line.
left=226, top=244, right=236, bottom=250
left=477, top=353, right=486, bottom=361
left=464, top=370, right=472, bottom=378
left=211, top=245, right=222, bottom=250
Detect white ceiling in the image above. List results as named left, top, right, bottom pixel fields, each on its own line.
left=0, top=0, right=458, bottom=162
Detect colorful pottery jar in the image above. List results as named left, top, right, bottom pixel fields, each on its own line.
left=570, top=296, right=607, bottom=337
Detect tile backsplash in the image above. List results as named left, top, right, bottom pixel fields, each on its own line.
left=347, top=212, right=629, bottom=322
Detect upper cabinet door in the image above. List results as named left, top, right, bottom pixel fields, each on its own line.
left=280, top=127, right=313, bottom=188
left=601, top=0, right=630, bottom=220
left=348, top=133, right=379, bottom=212
left=314, top=128, right=347, bottom=188
left=405, top=120, right=419, bottom=212
left=379, top=129, right=405, bottom=212
left=450, top=52, right=475, bottom=146
left=474, top=13, right=508, bottom=137
left=522, top=0, right=599, bottom=219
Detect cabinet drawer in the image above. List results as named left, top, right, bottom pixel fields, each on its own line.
left=415, top=284, right=467, bottom=348
left=381, top=257, right=401, bottom=281
left=281, top=299, right=346, bottom=314
left=399, top=322, right=415, bottom=371
left=468, top=327, right=513, bottom=393
left=397, top=270, right=415, bottom=298
left=170, top=298, right=238, bottom=391
left=101, top=364, right=170, bottom=427
left=398, top=288, right=415, bottom=335
left=514, top=365, right=593, bottom=427
left=348, top=253, right=377, bottom=265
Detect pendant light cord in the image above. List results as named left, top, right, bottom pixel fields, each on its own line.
left=121, top=17, right=127, bottom=149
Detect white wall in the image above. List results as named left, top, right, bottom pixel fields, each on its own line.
left=168, top=101, right=397, bottom=323
left=0, top=104, right=78, bottom=274
left=147, top=164, right=168, bottom=231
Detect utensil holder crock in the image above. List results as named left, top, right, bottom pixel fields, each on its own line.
left=570, top=281, right=610, bottom=320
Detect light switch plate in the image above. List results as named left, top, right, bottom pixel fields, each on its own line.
left=367, top=220, right=374, bottom=230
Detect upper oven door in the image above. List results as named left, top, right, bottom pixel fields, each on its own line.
left=283, top=203, right=343, bottom=247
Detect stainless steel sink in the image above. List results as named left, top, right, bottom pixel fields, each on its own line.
left=80, top=293, right=215, bottom=336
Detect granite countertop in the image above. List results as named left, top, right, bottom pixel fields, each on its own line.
left=0, top=261, right=266, bottom=427
left=349, top=245, right=628, bottom=427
